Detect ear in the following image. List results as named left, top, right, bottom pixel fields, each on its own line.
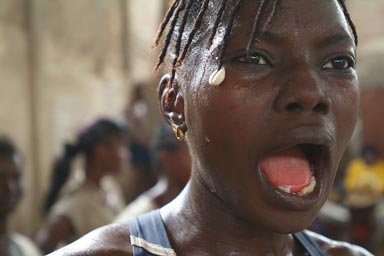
left=158, top=74, right=186, bottom=131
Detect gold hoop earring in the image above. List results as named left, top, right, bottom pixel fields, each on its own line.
left=172, top=124, right=185, bottom=141
left=209, top=66, right=226, bottom=86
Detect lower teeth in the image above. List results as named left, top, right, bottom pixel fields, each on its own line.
left=278, top=176, right=316, bottom=196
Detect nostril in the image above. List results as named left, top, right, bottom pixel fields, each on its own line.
left=313, top=102, right=328, bottom=114
left=284, top=102, right=304, bottom=113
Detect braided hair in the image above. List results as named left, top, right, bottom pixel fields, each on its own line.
left=154, top=0, right=358, bottom=87
left=0, top=136, right=19, bottom=161
left=43, top=118, right=123, bottom=214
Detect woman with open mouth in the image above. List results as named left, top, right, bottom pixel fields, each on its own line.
left=50, top=0, right=373, bottom=255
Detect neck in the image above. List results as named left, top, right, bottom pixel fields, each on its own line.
left=0, top=215, right=8, bottom=238
left=84, top=161, right=104, bottom=187
left=161, top=174, right=296, bottom=255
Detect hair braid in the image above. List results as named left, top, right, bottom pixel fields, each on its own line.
left=170, top=0, right=193, bottom=86
left=177, top=0, right=211, bottom=66
left=337, top=0, right=358, bottom=46
left=153, top=0, right=180, bottom=48
left=207, top=0, right=227, bottom=49
left=246, top=0, right=267, bottom=53
left=261, top=0, right=280, bottom=32
left=154, top=0, right=358, bottom=81
left=154, top=0, right=184, bottom=71
left=218, top=0, right=242, bottom=69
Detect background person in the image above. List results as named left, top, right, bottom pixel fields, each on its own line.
left=0, top=136, right=42, bottom=256
left=35, top=118, right=126, bottom=253
left=343, top=145, right=384, bottom=250
left=114, top=123, right=191, bottom=222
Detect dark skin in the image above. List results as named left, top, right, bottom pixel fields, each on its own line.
left=0, top=156, right=23, bottom=255
left=143, top=143, right=191, bottom=208
left=36, top=136, right=126, bottom=253
left=49, top=0, right=371, bottom=255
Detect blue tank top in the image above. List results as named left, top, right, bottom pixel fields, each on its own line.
left=128, top=210, right=326, bottom=256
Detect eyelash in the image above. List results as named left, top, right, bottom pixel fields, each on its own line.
left=233, top=52, right=355, bottom=72
left=322, top=56, right=356, bottom=70
left=234, top=52, right=271, bottom=66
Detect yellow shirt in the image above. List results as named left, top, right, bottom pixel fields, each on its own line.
left=344, top=158, right=384, bottom=193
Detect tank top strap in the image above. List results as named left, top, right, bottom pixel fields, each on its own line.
left=293, top=231, right=326, bottom=256
left=128, top=209, right=176, bottom=256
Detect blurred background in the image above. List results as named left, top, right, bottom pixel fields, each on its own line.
left=0, top=0, right=383, bottom=254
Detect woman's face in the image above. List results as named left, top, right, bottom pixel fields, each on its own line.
left=0, top=156, right=23, bottom=215
left=102, top=135, right=127, bottom=174
left=182, top=0, right=358, bottom=232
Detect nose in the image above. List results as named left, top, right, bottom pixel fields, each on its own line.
left=274, top=68, right=331, bottom=115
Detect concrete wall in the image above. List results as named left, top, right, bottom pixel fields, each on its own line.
left=348, top=0, right=384, bottom=88
left=0, top=0, right=163, bottom=235
left=0, top=0, right=35, bottom=234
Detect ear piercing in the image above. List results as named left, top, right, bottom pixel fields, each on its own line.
left=209, top=67, right=226, bottom=86
left=172, top=124, right=186, bottom=141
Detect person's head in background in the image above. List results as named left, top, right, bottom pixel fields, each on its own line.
left=43, top=118, right=126, bottom=215
left=361, top=145, right=380, bottom=165
left=0, top=136, right=23, bottom=221
left=152, top=123, right=191, bottom=189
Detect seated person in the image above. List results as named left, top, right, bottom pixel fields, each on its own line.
left=343, top=145, right=384, bottom=250
left=35, top=118, right=126, bottom=253
left=114, top=123, right=191, bottom=222
left=0, top=136, right=42, bottom=256
left=344, top=145, right=384, bottom=203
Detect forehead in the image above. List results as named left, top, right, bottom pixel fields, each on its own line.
left=228, top=0, right=353, bottom=47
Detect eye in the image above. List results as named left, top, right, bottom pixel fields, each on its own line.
left=322, top=56, right=355, bottom=70
left=235, top=52, right=270, bottom=66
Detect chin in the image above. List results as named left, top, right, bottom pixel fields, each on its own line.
left=262, top=213, right=319, bottom=234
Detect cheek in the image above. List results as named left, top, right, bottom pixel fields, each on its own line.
left=335, top=84, right=359, bottom=142
left=331, top=82, right=359, bottom=167
left=186, top=85, right=272, bottom=183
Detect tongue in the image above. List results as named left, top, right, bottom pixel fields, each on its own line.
left=259, top=146, right=312, bottom=193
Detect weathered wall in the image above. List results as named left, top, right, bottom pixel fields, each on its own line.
left=0, top=0, right=163, bottom=235
left=345, top=1, right=384, bottom=155
left=0, top=0, right=35, bottom=234
left=349, top=0, right=384, bottom=88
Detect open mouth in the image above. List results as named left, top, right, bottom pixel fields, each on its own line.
left=259, top=143, right=328, bottom=197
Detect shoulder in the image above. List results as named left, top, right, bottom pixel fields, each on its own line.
left=48, top=223, right=133, bottom=256
left=51, top=184, right=100, bottom=216
left=305, top=230, right=373, bottom=256
left=11, top=233, right=43, bottom=256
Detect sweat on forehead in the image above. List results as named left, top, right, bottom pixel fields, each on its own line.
left=154, top=0, right=357, bottom=87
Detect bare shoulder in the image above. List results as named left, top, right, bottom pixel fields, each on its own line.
left=48, top=222, right=133, bottom=256
left=305, top=230, right=374, bottom=256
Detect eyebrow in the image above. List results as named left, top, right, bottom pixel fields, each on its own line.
left=316, top=33, right=355, bottom=48
left=255, top=31, right=284, bottom=44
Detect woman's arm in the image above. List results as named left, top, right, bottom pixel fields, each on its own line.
left=47, top=223, right=133, bottom=256
left=35, top=215, right=73, bottom=254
